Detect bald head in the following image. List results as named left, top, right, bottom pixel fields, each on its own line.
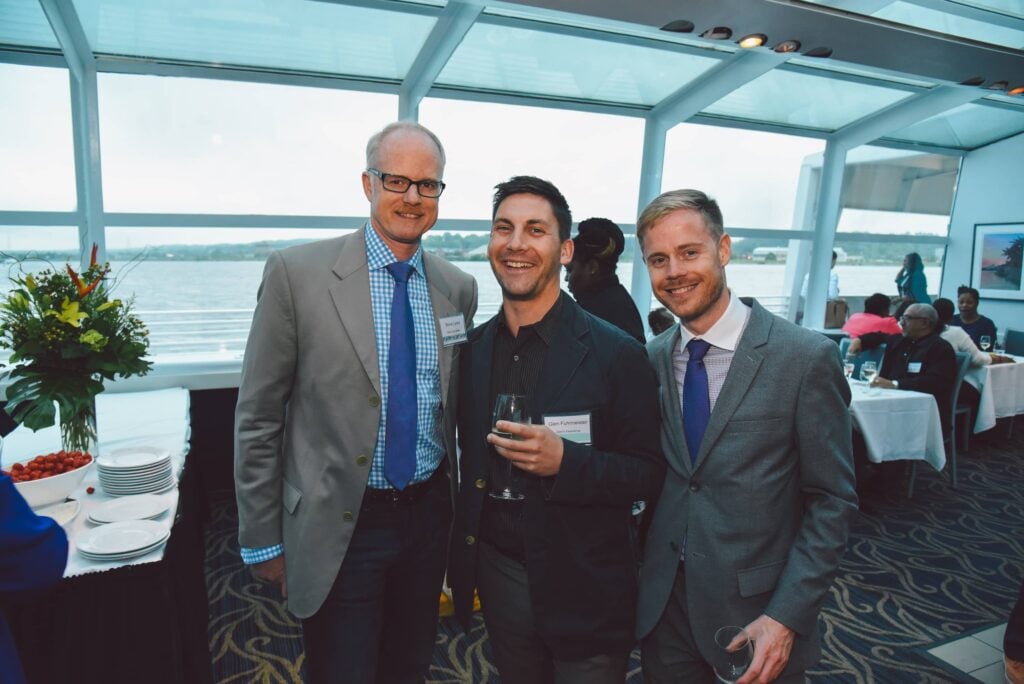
left=902, top=303, right=937, bottom=339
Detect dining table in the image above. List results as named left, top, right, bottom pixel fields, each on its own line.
left=966, top=354, right=1024, bottom=433
left=848, top=380, right=946, bottom=471
left=1, top=388, right=212, bottom=684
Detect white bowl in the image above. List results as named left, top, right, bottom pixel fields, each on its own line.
left=11, top=459, right=92, bottom=509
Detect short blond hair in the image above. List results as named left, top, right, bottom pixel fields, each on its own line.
left=637, top=189, right=723, bottom=247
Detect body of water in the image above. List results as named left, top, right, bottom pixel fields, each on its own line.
left=3, top=260, right=942, bottom=356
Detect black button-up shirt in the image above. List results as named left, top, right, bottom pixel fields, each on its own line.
left=479, top=294, right=564, bottom=561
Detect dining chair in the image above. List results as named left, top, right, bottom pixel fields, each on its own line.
left=841, top=340, right=886, bottom=380
left=1005, top=328, right=1024, bottom=356
left=945, top=352, right=973, bottom=490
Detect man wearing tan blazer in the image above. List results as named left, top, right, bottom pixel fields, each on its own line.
left=636, top=189, right=857, bottom=683
left=234, top=121, right=477, bottom=683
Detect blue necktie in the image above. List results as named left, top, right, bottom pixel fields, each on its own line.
left=683, top=338, right=712, bottom=465
left=384, top=261, right=417, bottom=490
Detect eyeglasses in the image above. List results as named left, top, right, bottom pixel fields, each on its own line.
left=900, top=315, right=927, bottom=322
left=366, top=168, right=445, bottom=198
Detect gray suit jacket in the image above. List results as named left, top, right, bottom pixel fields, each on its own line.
left=234, top=228, right=478, bottom=618
left=636, top=299, right=857, bottom=674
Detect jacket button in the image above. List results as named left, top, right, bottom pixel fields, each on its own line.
left=369, top=395, right=380, bottom=407
left=342, top=511, right=354, bottom=522
left=465, top=535, right=476, bottom=545
left=475, top=478, right=486, bottom=489
left=689, top=482, right=700, bottom=492
left=356, top=455, right=369, bottom=466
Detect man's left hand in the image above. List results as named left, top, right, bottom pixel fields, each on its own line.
left=736, top=614, right=795, bottom=684
left=870, top=376, right=896, bottom=389
left=487, top=421, right=564, bottom=476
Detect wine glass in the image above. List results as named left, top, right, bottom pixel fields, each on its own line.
left=712, top=626, right=754, bottom=684
left=860, top=361, right=878, bottom=384
left=843, top=359, right=855, bottom=379
left=979, top=335, right=992, bottom=351
left=489, top=394, right=528, bottom=501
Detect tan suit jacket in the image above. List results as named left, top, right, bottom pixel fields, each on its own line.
left=234, top=227, right=477, bottom=618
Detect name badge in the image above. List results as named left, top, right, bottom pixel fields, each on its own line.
left=907, top=362, right=922, bottom=374
left=439, top=314, right=468, bottom=347
left=543, top=412, right=592, bottom=445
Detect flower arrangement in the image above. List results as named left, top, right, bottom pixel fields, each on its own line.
left=0, top=245, right=151, bottom=453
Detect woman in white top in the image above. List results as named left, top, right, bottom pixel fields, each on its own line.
left=933, top=298, right=1013, bottom=422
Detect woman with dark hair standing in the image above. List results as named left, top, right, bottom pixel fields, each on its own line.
left=895, top=252, right=930, bottom=304
left=952, top=285, right=998, bottom=348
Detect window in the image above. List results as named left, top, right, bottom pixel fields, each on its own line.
left=98, top=73, right=397, bottom=214
left=0, top=63, right=76, bottom=210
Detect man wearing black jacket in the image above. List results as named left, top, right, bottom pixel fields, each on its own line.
left=850, top=302, right=957, bottom=434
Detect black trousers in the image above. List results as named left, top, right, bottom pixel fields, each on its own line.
left=301, top=475, right=451, bottom=684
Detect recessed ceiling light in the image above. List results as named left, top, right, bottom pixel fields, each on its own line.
left=700, top=26, right=733, bottom=40
left=985, top=81, right=1008, bottom=90
left=660, top=20, right=694, bottom=33
left=774, top=40, right=801, bottom=53
left=804, top=46, right=833, bottom=58
left=960, top=76, right=985, bottom=86
left=738, top=34, right=767, bottom=49
left=1008, top=86, right=1024, bottom=96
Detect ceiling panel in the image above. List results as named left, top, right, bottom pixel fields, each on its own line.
left=72, top=0, right=438, bottom=79
left=0, top=0, right=59, bottom=49
left=436, top=21, right=722, bottom=106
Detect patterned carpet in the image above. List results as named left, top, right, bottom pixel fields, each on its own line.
left=205, top=422, right=1024, bottom=683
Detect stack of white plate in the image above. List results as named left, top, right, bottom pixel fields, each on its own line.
left=88, top=493, right=172, bottom=524
left=96, top=447, right=174, bottom=496
left=76, top=519, right=170, bottom=561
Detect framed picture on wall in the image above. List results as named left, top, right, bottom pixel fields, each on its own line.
left=971, top=222, right=1024, bottom=300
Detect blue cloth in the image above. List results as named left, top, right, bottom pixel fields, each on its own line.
left=365, top=225, right=442, bottom=490
left=683, top=338, right=712, bottom=464
left=1, top=473, right=69, bottom=684
left=896, top=268, right=930, bottom=304
left=384, top=261, right=417, bottom=490
left=951, top=314, right=997, bottom=348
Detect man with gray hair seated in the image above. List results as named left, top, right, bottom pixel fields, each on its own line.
left=848, top=303, right=958, bottom=434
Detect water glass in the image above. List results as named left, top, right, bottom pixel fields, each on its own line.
left=860, top=361, right=878, bottom=384
left=843, top=359, right=855, bottom=379
left=712, top=626, right=754, bottom=684
left=489, top=394, right=529, bottom=501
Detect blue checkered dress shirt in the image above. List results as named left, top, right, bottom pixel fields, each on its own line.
left=240, top=225, right=443, bottom=566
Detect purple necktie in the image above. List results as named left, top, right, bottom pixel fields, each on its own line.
left=683, top=338, right=712, bottom=465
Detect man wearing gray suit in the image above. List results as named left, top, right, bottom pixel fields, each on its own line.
left=234, top=121, right=477, bottom=683
left=636, top=189, right=857, bottom=683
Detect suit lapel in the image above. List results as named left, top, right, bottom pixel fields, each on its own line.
left=423, top=252, right=459, bottom=407
left=650, top=325, right=692, bottom=475
left=692, top=300, right=772, bottom=471
left=534, top=299, right=589, bottom=417
left=469, top=317, right=498, bottom=438
left=328, top=228, right=381, bottom=396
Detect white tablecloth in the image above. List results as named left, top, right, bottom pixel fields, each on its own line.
left=1, top=388, right=191, bottom=577
left=849, top=381, right=945, bottom=471
left=966, top=355, right=1024, bottom=433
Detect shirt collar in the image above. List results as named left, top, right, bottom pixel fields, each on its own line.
left=676, top=290, right=750, bottom=352
left=364, top=222, right=424, bottom=274
left=497, top=292, right=565, bottom=346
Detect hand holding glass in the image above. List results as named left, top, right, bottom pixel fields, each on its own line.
left=490, top=394, right=529, bottom=501
left=712, top=626, right=754, bottom=683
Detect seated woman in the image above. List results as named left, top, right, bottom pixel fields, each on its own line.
left=842, top=293, right=903, bottom=338
left=952, top=285, right=998, bottom=348
left=933, top=297, right=1013, bottom=422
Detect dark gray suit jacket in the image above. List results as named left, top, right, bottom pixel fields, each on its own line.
left=637, top=299, right=858, bottom=674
